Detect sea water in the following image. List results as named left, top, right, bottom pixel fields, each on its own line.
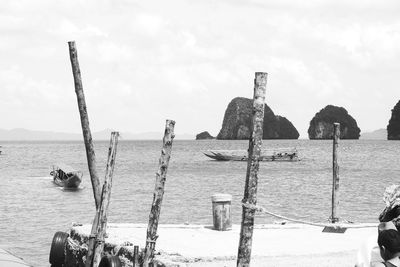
left=0, top=139, right=399, bottom=266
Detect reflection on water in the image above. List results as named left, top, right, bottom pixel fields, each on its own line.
left=0, top=139, right=399, bottom=265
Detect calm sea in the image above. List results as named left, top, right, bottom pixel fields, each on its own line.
left=0, top=139, right=399, bottom=266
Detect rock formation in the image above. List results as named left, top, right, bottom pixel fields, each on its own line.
left=387, top=100, right=400, bottom=140
left=216, top=97, right=299, bottom=140
left=196, top=131, right=214, bottom=140
left=308, top=105, right=360, bottom=139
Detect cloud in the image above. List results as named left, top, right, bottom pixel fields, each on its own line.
left=1, top=0, right=400, bottom=136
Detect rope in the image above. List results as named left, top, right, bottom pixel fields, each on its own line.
left=242, top=203, right=377, bottom=229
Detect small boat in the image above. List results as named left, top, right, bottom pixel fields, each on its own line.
left=203, top=149, right=299, bottom=162
left=0, top=247, right=32, bottom=266
left=50, top=163, right=82, bottom=189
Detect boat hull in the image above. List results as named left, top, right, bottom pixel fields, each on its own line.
left=203, top=150, right=299, bottom=162
left=51, top=164, right=82, bottom=189
left=53, top=175, right=82, bottom=188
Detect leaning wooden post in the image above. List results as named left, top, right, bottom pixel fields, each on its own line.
left=68, top=41, right=101, bottom=209
left=85, top=132, right=119, bottom=267
left=143, top=120, right=175, bottom=267
left=237, top=72, right=267, bottom=267
left=330, top=123, right=340, bottom=223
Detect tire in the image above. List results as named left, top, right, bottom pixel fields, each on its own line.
left=99, top=255, right=122, bottom=267
left=49, top=231, right=69, bottom=266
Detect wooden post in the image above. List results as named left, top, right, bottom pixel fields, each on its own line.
left=143, top=120, right=175, bottom=267
left=331, top=123, right=340, bottom=223
left=68, top=41, right=101, bottom=209
left=85, top=132, right=119, bottom=267
left=211, top=193, right=232, bottom=231
left=237, top=72, right=267, bottom=267
left=133, top=245, right=139, bottom=267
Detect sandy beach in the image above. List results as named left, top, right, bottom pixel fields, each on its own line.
left=71, top=223, right=379, bottom=266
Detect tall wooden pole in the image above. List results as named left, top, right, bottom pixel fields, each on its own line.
left=143, top=120, right=175, bottom=267
left=68, top=41, right=101, bottom=209
left=331, top=122, right=340, bottom=223
left=237, top=72, right=267, bottom=267
left=86, top=132, right=119, bottom=267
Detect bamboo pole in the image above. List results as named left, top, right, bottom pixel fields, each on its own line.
left=143, top=120, right=175, bottom=267
left=68, top=41, right=101, bottom=209
left=85, top=132, right=119, bottom=267
left=331, top=123, right=340, bottom=223
left=237, top=72, right=267, bottom=267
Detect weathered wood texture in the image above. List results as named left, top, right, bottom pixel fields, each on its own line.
left=143, top=120, right=176, bottom=267
left=237, top=72, right=267, bottom=267
left=68, top=41, right=101, bottom=209
left=212, top=194, right=232, bottom=231
left=331, top=122, right=340, bottom=223
left=133, top=245, right=139, bottom=267
left=85, top=132, right=119, bottom=267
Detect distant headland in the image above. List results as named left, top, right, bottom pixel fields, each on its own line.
left=388, top=100, right=400, bottom=140
left=199, top=98, right=399, bottom=140
left=216, top=97, right=299, bottom=140
left=308, top=105, right=360, bottom=139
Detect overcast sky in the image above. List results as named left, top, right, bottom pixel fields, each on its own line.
left=1, top=0, right=400, bottom=138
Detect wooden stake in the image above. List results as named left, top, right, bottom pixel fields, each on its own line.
left=331, top=123, right=340, bottom=223
left=85, top=132, right=119, bottom=267
left=237, top=72, right=267, bottom=267
left=68, top=41, right=101, bottom=209
left=133, top=245, right=139, bottom=267
left=143, top=120, right=175, bottom=267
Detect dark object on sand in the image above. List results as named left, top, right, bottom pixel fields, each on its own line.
left=49, top=231, right=69, bottom=266
left=203, top=149, right=299, bottom=162
left=50, top=163, right=82, bottom=189
left=99, top=255, right=122, bottom=267
left=322, top=226, right=347, bottom=233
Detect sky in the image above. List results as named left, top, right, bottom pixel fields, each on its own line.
left=1, top=0, right=400, bottom=138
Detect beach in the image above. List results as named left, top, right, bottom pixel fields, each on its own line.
left=69, top=223, right=378, bottom=266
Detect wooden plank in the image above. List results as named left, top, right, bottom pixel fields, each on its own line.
left=237, top=72, right=267, bottom=267
left=85, top=132, right=119, bottom=267
left=143, top=120, right=176, bottom=267
left=68, top=41, right=101, bottom=209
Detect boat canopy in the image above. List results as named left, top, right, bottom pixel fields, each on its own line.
left=54, top=163, right=80, bottom=174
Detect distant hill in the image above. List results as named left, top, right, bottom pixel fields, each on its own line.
left=360, top=128, right=387, bottom=140
left=0, top=128, right=194, bottom=141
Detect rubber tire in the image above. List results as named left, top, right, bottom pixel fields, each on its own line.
left=99, top=255, right=122, bottom=267
left=49, top=231, right=69, bottom=266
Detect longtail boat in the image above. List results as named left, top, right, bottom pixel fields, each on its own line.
left=203, top=149, right=299, bottom=162
left=50, top=163, right=82, bottom=189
